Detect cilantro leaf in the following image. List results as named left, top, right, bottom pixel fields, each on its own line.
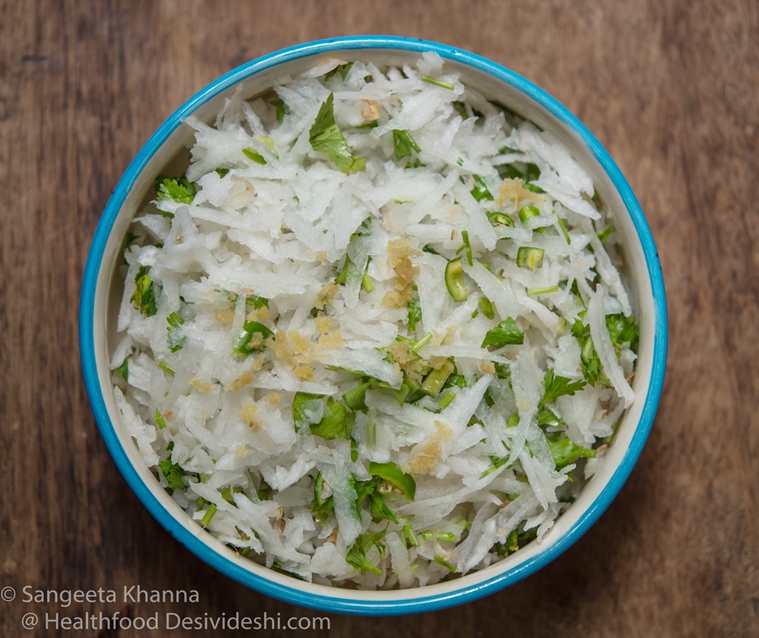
left=325, top=62, right=353, bottom=82
left=155, top=175, right=196, bottom=204
left=547, top=435, right=596, bottom=470
left=539, top=369, right=586, bottom=409
left=537, top=406, right=563, bottom=428
left=159, top=459, right=187, bottom=490
left=493, top=361, right=511, bottom=379
left=571, top=320, right=609, bottom=386
left=606, top=313, right=639, bottom=353
left=343, top=380, right=372, bottom=412
left=309, top=93, right=366, bottom=174
left=309, top=396, right=353, bottom=440
left=481, top=318, right=524, bottom=348
left=166, top=311, right=186, bottom=352
left=131, top=265, right=157, bottom=317
left=292, top=392, right=325, bottom=431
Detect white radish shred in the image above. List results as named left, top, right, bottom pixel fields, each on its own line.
left=112, top=53, right=639, bottom=588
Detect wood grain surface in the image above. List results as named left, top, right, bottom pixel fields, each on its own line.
left=1, top=1, right=758, bottom=636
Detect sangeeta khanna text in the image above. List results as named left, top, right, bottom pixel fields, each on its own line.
left=21, top=585, right=200, bottom=607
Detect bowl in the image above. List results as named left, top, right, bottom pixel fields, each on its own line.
left=79, top=35, right=667, bottom=615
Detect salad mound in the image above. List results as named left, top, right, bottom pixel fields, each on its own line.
left=112, top=52, right=638, bottom=588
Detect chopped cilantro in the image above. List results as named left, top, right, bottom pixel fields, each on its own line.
left=342, top=380, right=372, bottom=412
left=325, top=62, right=353, bottom=82
left=571, top=320, right=609, bottom=386
left=606, top=313, right=639, bottom=352
left=159, top=458, right=187, bottom=490
left=537, top=406, right=563, bottom=428
left=547, top=435, right=596, bottom=470
left=302, top=396, right=352, bottom=440
left=481, top=318, right=524, bottom=348
left=292, top=392, right=324, bottom=430
left=312, top=397, right=354, bottom=440
left=155, top=175, right=196, bottom=204
left=309, top=93, right=366, bottom=174
left=493, top=361, right=511, bottom=379
left=539, top=369, right=587, bottom=409
left=131, top=265, right=157, bottom=317
left=166, top=311, right=186, bottom=352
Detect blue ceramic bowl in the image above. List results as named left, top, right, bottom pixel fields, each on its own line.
left=80, top=36, right=667, bottom=615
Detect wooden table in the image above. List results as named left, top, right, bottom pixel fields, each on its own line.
left=2, top=1, right=757, bottom=636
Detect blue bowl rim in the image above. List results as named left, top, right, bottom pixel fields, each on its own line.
left=79, top=35, right=668, bottom=616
